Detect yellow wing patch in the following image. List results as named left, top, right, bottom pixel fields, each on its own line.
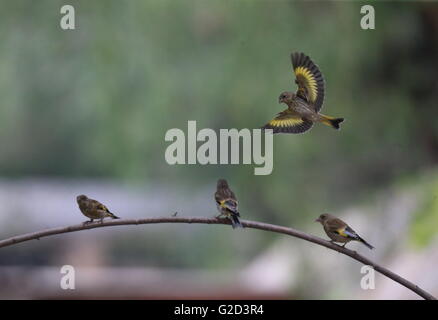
left=269, top=117, right=304, bottom=128
left=295, top=66, right=318, bottom=103
left=262, top=110, right=313, bottom=134
left=291, top=52, right=325, bottom=112
left=97, top=203, right=109, bottom=212
left=336, top=227, right=348, bottom=238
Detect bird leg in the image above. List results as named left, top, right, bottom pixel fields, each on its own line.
left=83, top=219, right=94, bottom=225
left=329, top=240, right=347, bottom=250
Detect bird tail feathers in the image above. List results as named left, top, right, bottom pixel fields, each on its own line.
left=107, top=212, right=120, bottom=219
left=321, top=115, right=344, bottom=130
left=230, top=214, right=244, bottom=229
left=358, top=237, right=374, bottom=249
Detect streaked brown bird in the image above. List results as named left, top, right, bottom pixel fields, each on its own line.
left=262, top=52, right=344, bottom=134
left=76, top=194, right=120, bottom=223
left=315, top=213, right=374, bottom=249
left=214, top=179, right=243, bottom=229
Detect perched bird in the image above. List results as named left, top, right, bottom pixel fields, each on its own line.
left=315, top=213, right=374, bottom=249
left=76, top=194, right=120, bottom=223
left=262, top=52, right=344, bottom=134
left=214, top=179, right=243, bottom=229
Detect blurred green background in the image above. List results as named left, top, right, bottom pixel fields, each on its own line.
left=0, top=0, right=437, bottom=299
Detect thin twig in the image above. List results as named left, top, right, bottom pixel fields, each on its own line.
left=0, top=216, right=435, bottom=300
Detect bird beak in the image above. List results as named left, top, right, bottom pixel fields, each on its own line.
left=315, top=218, right=321, bottom=223
left=278, top=98, right=282, bottom=104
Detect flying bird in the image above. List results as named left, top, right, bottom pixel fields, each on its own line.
left=215, top=179, right=243, bottom=229
left=76, top=194, right=120, bottom=223
left=262, top=52, right=344, bottom=134
left=315, top=213, right=374, bottom=249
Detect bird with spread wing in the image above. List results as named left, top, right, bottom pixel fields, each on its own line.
left=262, top=52, right=344, bottom=134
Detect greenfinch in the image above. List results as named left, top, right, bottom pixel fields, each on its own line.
left=262, top=52, right=344, bottom=134
left=76, top=194, right=119, bottom=223
left=316, top=213, right=374, bottom=249
left=215, top=179, right=243, bottom=229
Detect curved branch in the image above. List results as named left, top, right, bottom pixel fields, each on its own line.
left=0, top=216, right=435, bottom=300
